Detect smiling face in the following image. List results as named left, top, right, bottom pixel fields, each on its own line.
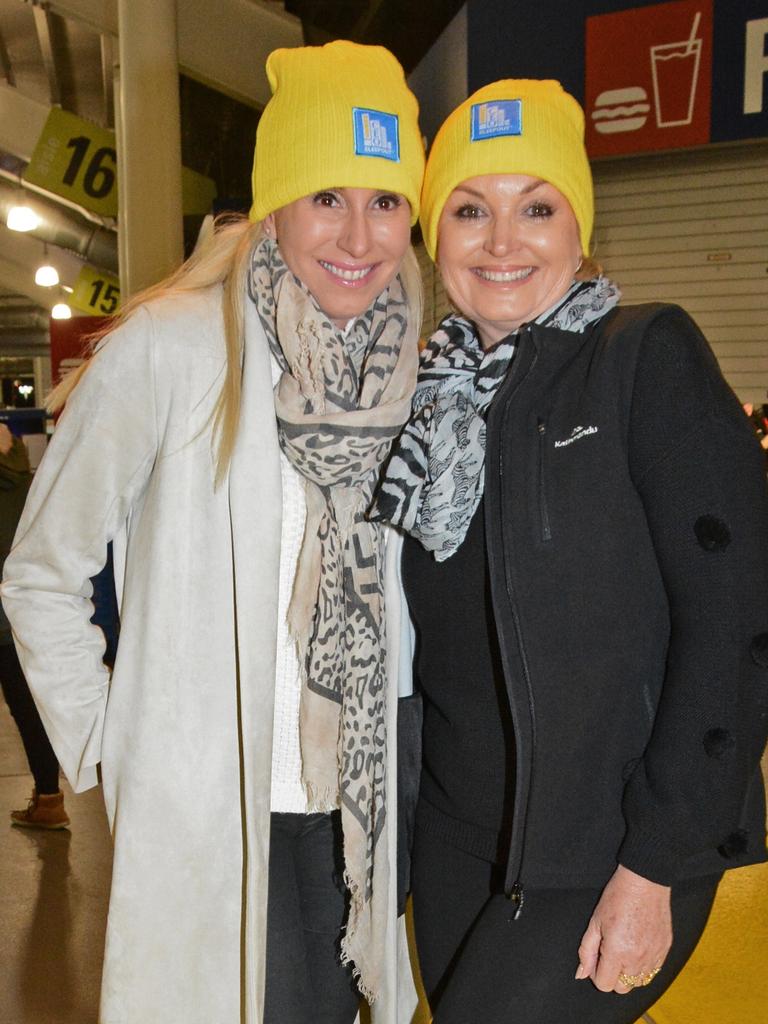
left=436, top=174, right=582, bottom=349
left=263, top=187, right=412, bottom=328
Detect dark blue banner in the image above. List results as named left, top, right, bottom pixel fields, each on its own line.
left=711, top=0, right=768, bottom=141
left=468, top=0, right=768, bottom=149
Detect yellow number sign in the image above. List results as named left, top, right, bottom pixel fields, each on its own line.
left=25, top=108, right=217, bottom=218
left=25, top=109, right=118, bottom=217
left=71, top=265, right=121, bottom=316
left=181, top=166, right=218, bottom=216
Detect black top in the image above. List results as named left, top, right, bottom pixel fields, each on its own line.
left=0, top=436, right=31, bottom=644
left=402, top=303, right=768, bottom=895
left=402, top=499, right=515, bottom=863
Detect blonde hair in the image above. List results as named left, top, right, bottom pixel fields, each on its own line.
left=48, top=214, right=423, bottom=488
left=575, top=255, right=603, bottom=281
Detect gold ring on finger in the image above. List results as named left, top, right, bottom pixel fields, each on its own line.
left=619, top=966, right=662, bottom=989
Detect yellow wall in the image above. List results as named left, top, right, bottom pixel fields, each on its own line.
left=639, top=750, right=768, bottom=1024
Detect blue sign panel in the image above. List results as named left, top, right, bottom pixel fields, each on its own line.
left=711, top=0, right=768, bottom=142
left=468, top=0, right=768, bottom=149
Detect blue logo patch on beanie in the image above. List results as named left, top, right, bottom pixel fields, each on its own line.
left=471, top=100, right=522, bottom=141
left=353, top=108, right=400, bottom=161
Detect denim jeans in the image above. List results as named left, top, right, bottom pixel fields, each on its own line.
left=264, top=810, right=360, bottom=1024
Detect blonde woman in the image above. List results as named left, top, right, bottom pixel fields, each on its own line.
left=2, top=42, right=424, bottom=1024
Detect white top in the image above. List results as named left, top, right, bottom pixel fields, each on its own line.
left=269, top=351, right=310, bottom=813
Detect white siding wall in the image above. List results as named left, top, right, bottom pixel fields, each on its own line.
left=593, top=141, right=768, bottom=403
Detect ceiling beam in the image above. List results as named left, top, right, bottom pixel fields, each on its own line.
left=0, top=83, right=49, bottom=163
left=0, top=24, right=15, bottom=87
left=351, top=0, right=387, bottom=40
left=46, top=0, right=303, bottom=106
left=100, top=33, right=115, bottom=128
left=31, top=4, right=63, bottom=107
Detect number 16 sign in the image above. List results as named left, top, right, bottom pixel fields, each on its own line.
left=24, top=108, right=118, bottom=217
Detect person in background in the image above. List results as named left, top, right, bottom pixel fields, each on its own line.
left=0, top=422, right=69, bottom=829
left=373, top=78, right=768, bottom=1023
left=2, top=42, right=424, bottom=1024
left=743, top=401, right=768, bottom=468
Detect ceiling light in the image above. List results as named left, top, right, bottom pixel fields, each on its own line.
left=6, top=205, right=40, bottom=232
left=35, top=263, right=59, bottom=287
left=51, top=303, right=72, bottom=320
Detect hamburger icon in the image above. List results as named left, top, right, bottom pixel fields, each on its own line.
left=591, top=87, right=650, bottom=134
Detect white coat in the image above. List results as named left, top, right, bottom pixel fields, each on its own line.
left=1, top=286, right=418, bottom=1024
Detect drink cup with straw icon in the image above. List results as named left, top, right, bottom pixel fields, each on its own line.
left=651, top=11, right=702, bottom=128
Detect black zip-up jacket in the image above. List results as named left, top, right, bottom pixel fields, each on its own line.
left=481, top=302, right=768, bottom=902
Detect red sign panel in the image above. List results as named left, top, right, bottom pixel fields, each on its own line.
left=49, top=315, right=109, bottom=386
left=585, top=0, right=713, bottom=157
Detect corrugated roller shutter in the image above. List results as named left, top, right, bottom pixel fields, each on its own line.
left=593, top=142, right=768, bottom=403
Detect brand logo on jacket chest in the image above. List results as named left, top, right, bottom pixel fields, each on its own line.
left=553, top=425, right=599, bottom=448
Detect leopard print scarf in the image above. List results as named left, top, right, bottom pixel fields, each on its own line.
left=247, top=236, right=418, bottom=1000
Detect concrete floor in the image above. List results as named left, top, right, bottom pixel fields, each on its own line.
left=1, top=697, right=766, bottom=1024
left=0, top=702, right=111, bottom=1024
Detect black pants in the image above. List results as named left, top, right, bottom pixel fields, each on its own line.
left=264, top=810, right=360, bottom=1024
left=0, top=642, right=59, bottom=794
left=412, top=827, right=720, bottom=1024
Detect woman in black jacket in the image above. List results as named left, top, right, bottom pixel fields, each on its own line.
left=372, top=79, right=768, bottom=1023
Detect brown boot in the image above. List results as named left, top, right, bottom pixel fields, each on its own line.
left=11, top=789, right=70, bottom=830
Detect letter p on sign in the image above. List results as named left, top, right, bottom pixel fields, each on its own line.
left=744, top=18, right=768, bottom=114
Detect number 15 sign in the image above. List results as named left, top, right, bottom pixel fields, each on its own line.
left=24, top=108, right=118, bottom=217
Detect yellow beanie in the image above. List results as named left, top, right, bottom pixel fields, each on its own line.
left=420, top=79, right=593, bottom=259
left=251, top=40, right=425, bottom=224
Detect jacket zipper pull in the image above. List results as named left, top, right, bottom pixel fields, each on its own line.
left=507, top=881, right=525, bottom=920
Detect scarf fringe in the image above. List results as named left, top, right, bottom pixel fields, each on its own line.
left=339, top=942, right=377, bottom=1005
left=302, top=779, right=340, bottom=813
left=339, top=871, right=379, bottom=1005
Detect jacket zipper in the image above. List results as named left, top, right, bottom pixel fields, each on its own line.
left=537, top=418, right=552, bottom=543
left=485, top=327, right=538, bottom=918
left=508, top=882, right=525, bottom=919
left=498, top=452, right=537, bottom=917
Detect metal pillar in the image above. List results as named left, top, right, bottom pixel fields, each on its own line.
left=33, top=355, right=51, bottom=407
left=116, top=0, right=184, bottom=297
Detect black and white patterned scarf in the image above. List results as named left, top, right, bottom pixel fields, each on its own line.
left=247, top=236, right=418, bottom=1000
left=369, top=277, right=620, bottom=560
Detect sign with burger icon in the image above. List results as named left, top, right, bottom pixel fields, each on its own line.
left=585, top=0, right=712, bottom=156
left=591, top=87, right=651, bottom=135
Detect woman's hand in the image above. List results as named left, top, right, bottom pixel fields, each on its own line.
left=575, top=864, right=672, bottom=994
